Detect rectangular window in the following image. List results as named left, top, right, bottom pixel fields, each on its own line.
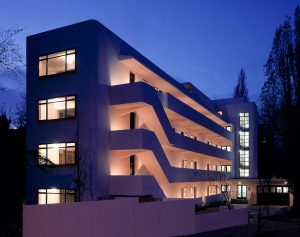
left=270, top=187, right=276, bottom=193
left=39, top=49, right=76, bottom=76
left=182, top=160, right=188, bottom=168
left=182, top=187, right=196, bottom=198
left=208, top=164, right=217, bottom=171
left=190, top=161, right=197, bottom=169
left=208, top=185, right=218, bottom=196
left=239, top=112, right=249, bottom=129
left=221, top=165, right=231, bottom=172
left=38, top=142, right=76, bottom=165
left=38, top=188, right=76, bottom=204
left=237, top=185, right=247, bottom=199
left=221, top=146, right=231, bottom=152
left=276, top=187, right=282, bottom=193
left=39, top=95, right=76, bottom=120
left=283, top=187, right=289, bottom=193
left=239, top=131, right=249, bottom=147
left=240, top=150, right=250, bottom=166
left=221, top=185, right=231, bottom=192
left=240, top=168, right=249, bottom=177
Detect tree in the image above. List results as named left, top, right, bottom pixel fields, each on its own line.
left=260, top=8, right=300, bottom=215
left=233, top=68, right=249, bottom=100
left=74, top=118, right=96, bottom=202
left=0, top=27, right=23, bottom=90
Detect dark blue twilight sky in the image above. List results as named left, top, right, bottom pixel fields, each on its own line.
left=0, top=0, right=299, bottom=110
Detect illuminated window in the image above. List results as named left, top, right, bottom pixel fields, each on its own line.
left=208, top=185, right=218, bottom=196
left=221, top=185, right=231, bottom=192
left=239, top=112, right=249, bottom=129
left=276, top=187, right=282, bottom=193
left=182, top=187, right=196, bottom=198
left=190, top=161, right=197, bottom=169
left=39, top=49, right=76, bottom=76
left=240, top=131, right=249, bottom=147
left=240, top=168, right=249, bottom=177
left=38, top=189, right=76, bottom=204
left=221, top=165, right=231, bottom=172
left=283, top=187, right=289, bottom=193
left=208, top=164, right=217, bottom=171
left=182, top=160, right=188, bottom=168
left=39, top=95, right=76, bottom=120
left=237, top=185, right=247, bottom=199
left=240, top=150, right=249, bottom=166
left=221, top=146, right=231, bottom=152
left=38, top=142, right=76, bottom=165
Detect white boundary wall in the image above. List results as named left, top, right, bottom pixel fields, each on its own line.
left=23, top=199, right=248, bottom=237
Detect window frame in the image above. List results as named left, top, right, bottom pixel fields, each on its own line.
left=239, top=112, right=249, bottom=129
left=38, top=48, right=77, bottom=78
left=237, top=185, right=247, bottom=199
left=38, top=95, right=77, bottom=121
left=37, top=188, right=76, bottom=204
left=38, top=141, right=77, bottom=166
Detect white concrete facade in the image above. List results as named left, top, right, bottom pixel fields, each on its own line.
left=26, top=20, right=259, bottom=206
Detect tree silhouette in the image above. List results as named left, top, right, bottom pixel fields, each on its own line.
left=0, top=27, right=23, bottom=90
left=260, top=7, right=300, bottom=215
left=233, top=68, right=249, bottom=100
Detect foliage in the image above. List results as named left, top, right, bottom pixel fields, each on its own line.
left=0, top=27, right=24, bottom=91
left=260, top=6, right=300, bottom=215
left=233, top=68, right=249, bottom=100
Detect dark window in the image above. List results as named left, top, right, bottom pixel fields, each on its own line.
left=130, top=72, right=135, bottom=83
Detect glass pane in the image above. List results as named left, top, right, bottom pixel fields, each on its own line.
left=48, top=100, right=66, bottom=119
left=276, top=187, right=282, bottom=193
left=39, top=55, right=47, bottom=60
left=38, top=193, right=46, bottom=204
left=67, top=96, right=75, bottom=100
left=38, top=148, right=47, bottom=164
left=39, top=60, right=47, bottom=76
left=48, top=51, right=66, bottom=58
left=67, top=49, right=76, bottom=54
left=237, top=186, right=241, bottom=198
left=66, top=99, right=75, bottom=117
left=48, top=143, right=64, bottom=164
left=39, top=104, right=47, bottom=120
left=65, top=147, right=75, bottom=164
left=65, top=194, right=75, bottom=203
left=48, top=97, right=65, bottom=103
left=283, top=187, right=289, bottom=193
left=270, top=187, right=275, bottom=193
left=47, top=193, right=61, bottom=204
left=48, top=56, right=66, bottom=75
left=66, top=54, right=75, bottom=71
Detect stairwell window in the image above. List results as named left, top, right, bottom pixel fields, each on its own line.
left=39, top=49, right=76, bottom=76
left=239, top=112, right=249, bottom=129
left=38, top=142, right=76, bottom=165
left=38, top=189, right=76, bottom=204
left=39, top=95, right=76, bottom=120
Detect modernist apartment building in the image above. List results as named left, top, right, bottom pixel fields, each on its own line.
left=27, top=20, right=263, bottom=206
